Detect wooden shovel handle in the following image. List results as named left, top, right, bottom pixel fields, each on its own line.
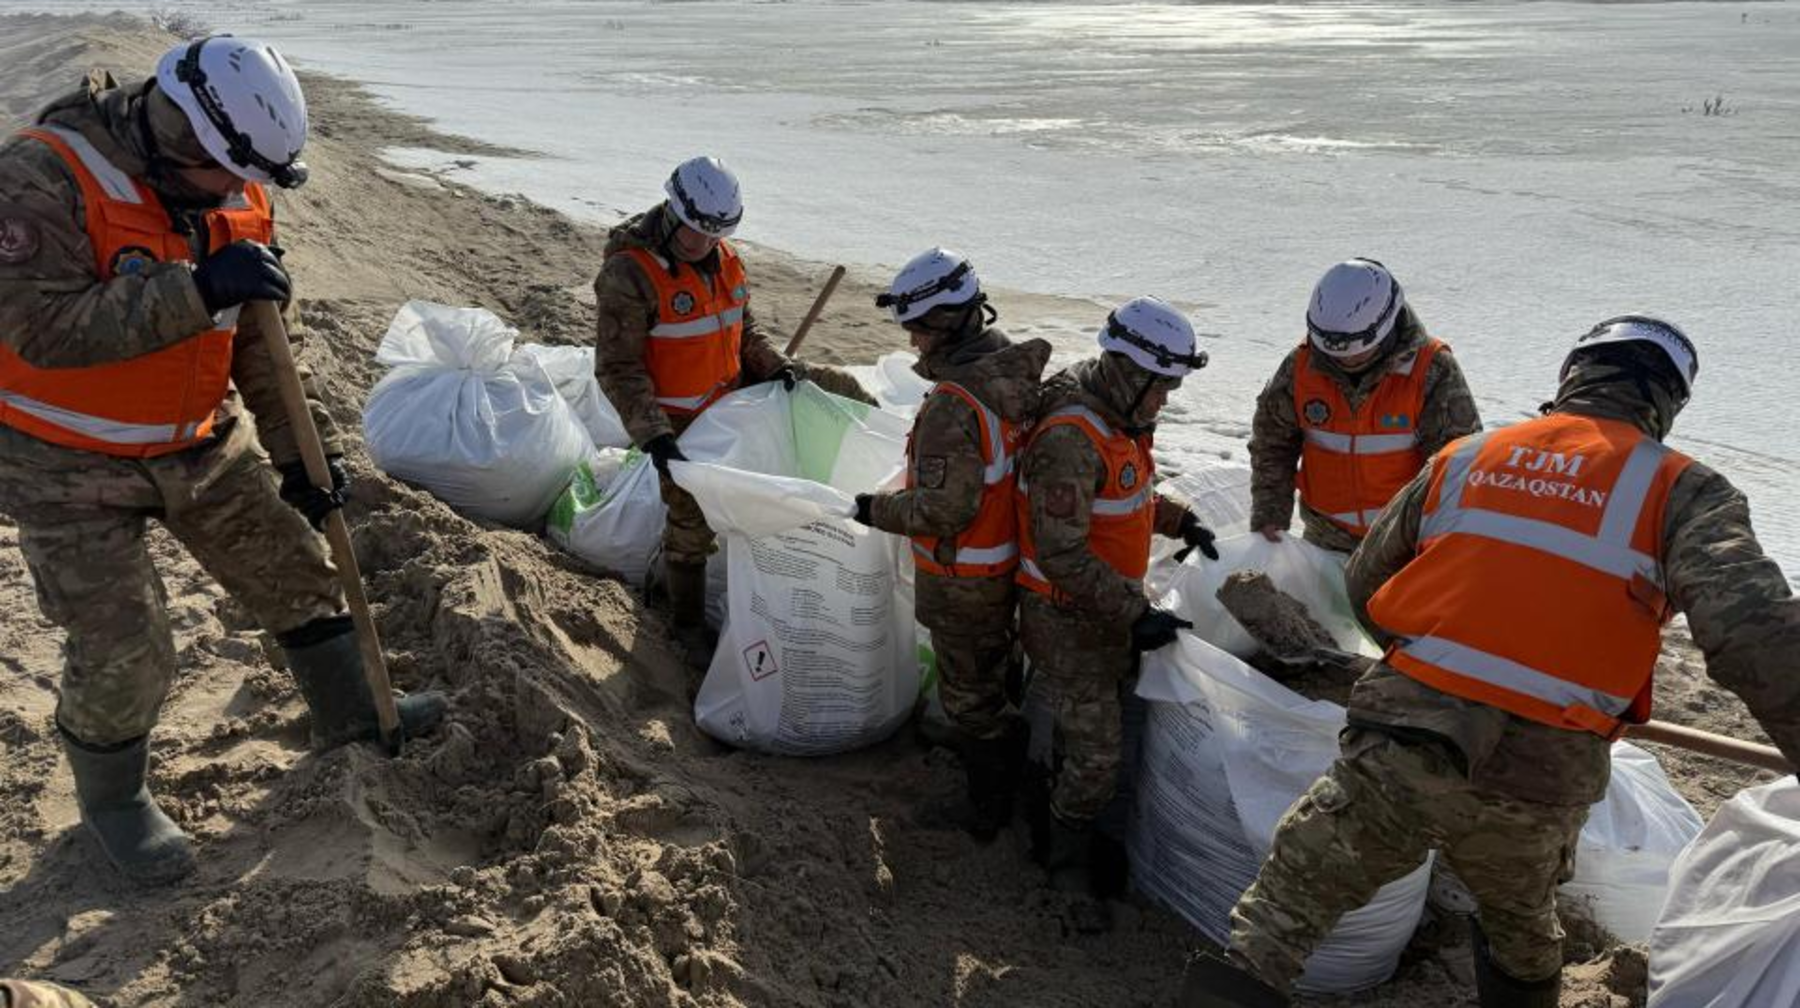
left=1628, top=719, right=1793, bottom=775
left=250, top=300, right=402, bottom=752
left=784, top=264, right=846, bottom=358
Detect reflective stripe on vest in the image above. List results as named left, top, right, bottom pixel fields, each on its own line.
left=650, top=305, right=746, bottom=339
left=1015, top=403, right=1157, bottom=597
left=0, top=127, right=267, bottom=458
left=1293, top=339, right=1443, bottom=536
left=909, top=381, right=1020, bottom=578
left=1369, top=414, right=1691, bottom=739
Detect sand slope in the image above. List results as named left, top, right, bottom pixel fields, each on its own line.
left=0, top=16, right=1775, bottom=1008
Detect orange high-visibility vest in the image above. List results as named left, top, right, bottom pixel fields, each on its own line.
left=1366, top=414, right=1693, bottom=740
left=909, top=382, right=1021, bottom=578
left=1016, top=404, right=1156, bottom=600
left=619, top=243, right=748, bottom=416
left=0, top=125, right=272, bottom=457
left=1293, top=338, right=1445, bottom=536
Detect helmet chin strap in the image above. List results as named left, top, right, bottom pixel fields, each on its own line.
left=1121, top=369, right=1160, bottom=437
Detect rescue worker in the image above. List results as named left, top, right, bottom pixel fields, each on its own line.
left=1249, top=259, right=1481, bottom=551
left=1016, top=297, right=1219, bottom=930
left=0, top=37, right=445, bottom=886
left=849, top=248, right=1050, bottom=841
left=593, top=156, right=871, bottom=664
left=1184, top=317, right=1800, bottom=1007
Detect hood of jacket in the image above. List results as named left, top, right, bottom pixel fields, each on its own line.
left=913, top=327, right=1051, bottom=425
left=39, top=74, right=233, bottom=209
left=1547, top=343, right=1685, bottom=440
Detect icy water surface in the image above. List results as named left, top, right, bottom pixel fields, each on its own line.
left=14, top=0, right=1798, bottom=576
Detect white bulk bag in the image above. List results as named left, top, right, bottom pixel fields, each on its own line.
left=845, top=350, right=934, bottom=420
left=1648, top=776, right=1800, bottom=1008
left=364, top=301, right=590, bottom=527
left=672, top=382, right=917, bottom=755
left=511, top=343, right=631, bottom=450
left=546, top=447, right=666, bottom=589
left=1560, top=742, right=1704, bottom=944
left=1159, top=534, right=1378, bottom=660
left=1133, top=634, right=1432, bottom=995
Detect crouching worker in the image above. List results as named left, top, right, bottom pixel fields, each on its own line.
left=1249, top=259, right=1480, bottom=551
left=1016, top=297, right=1219, bottom=932
left=0, top=37, right=445, bottom=886
left=1184, top=317, right=1800, bottom=1007
left=594, top=156, right=871, bottom=667
left=851, top=249, right=1050, bottom=841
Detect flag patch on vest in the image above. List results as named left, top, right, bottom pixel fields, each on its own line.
left=109, top=245, right=157, bottom=276
left=1303, top=399, right=1331, bottom=425
left=0, top=215, right=39, bottom=264
left=671, top=291, right=696, bottom=315
left=1379, top=413, right=1412, bottom=429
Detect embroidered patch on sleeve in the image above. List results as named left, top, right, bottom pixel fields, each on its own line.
left=915, top=455, right=948, bottom=489
left=0, top=216, right=40, bottom=265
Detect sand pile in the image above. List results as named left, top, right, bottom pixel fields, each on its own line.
left=0, top=15, right=1781, bottom=1008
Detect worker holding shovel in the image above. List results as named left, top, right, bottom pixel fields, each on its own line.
left=0, top=37, right=443, bottom=887
left=1186, top=317, right=1800, bottom=1007
left=592, top=157, right=869, bottom=668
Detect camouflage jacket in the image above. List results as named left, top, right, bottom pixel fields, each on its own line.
left=867, top=327, right=1050, bottom=541
left=1249, top=307, right=1481, bottom=553
left=592, top=206, right=790, bottom=446
left=0, top=76, right=339, bottom=468
left=1343, top=359, right=1800, bottom=806
left=1021, top=354, right=1192, bottom=626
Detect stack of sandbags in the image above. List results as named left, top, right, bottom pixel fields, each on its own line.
left=363, top=301, right=627, bottom=527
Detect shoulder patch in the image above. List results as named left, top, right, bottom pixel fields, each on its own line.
left=915, top=455, right=948, bottom=490
left=1303, top=398, right=1332, bottom=426
left=1118, top=461, right=1139, bottom=490
left=1044, top=482, right=1078, bottom=520
left=0, top=216, right=40, bottom=265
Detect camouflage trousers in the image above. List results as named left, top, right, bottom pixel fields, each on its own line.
left=656, top=469, right=716, bottom=567
left=917, top=570, right=1016, bottom=741
left=1228, top=729, right=1590, bottom=992
left=0, top=413, right=342, bottom=746
left=1019, top=593, right=1136, bottom=822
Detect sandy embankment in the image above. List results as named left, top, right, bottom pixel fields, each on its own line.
left=0, top=15, right=1777, bottom=1008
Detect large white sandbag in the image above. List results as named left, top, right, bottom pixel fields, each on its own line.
left=673, top=382, right=918, bottom=755
left=546, top=447, right=665, bottom=589
left=512, top=343, right=631, bottom=449
left=1159, top=533, right=1378, bottom=660
left=364, top=301, right=590, bottom=527
left=1647, top=776, right=1800, bottom=1008
left=845, top=350, right=934, bottom=420
left=1133, top=634, right=1433, bottom=995
left=1559, top=742, right=1704, bottom=944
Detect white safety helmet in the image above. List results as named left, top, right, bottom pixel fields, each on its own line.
left=1098, top=296, right=1208, bottom=378
left=1306, top=258, right=1405, bottom=359
left=876, top=248, right=982, bottom=324
left=663, top=156, right=743, bottom=238
left=155, top=36, right=308, bottom=188
left=1561, top=315, right=1698, bottom=398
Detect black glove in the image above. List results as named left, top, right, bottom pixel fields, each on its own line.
left=642, top=433, right=686, bottom=475
left=852, top=493, right=874, bottom=527
left=765, top=363, right=802, bottom=391
left=277, top=456, right=349, bottom=531
left=192, top=241, right=292, bottom=314
left=1129, top=606, right=1193, bottom=653
left=1174, top=511, right=1220, bottom=562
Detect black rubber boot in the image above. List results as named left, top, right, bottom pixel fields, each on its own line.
left=963, top=722, right=1025, bottom=842
left=60, top=728, right=195, bottom=885
left=1179, top=949, right=1290, bottom=1008
left=1471, top=920, right=1561, bottom=1008
left=1039, top=813, right=1112, bottom=934
left=279, top=615, right=446, bottom=750
left=665, top=560, right=717, bottom=670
